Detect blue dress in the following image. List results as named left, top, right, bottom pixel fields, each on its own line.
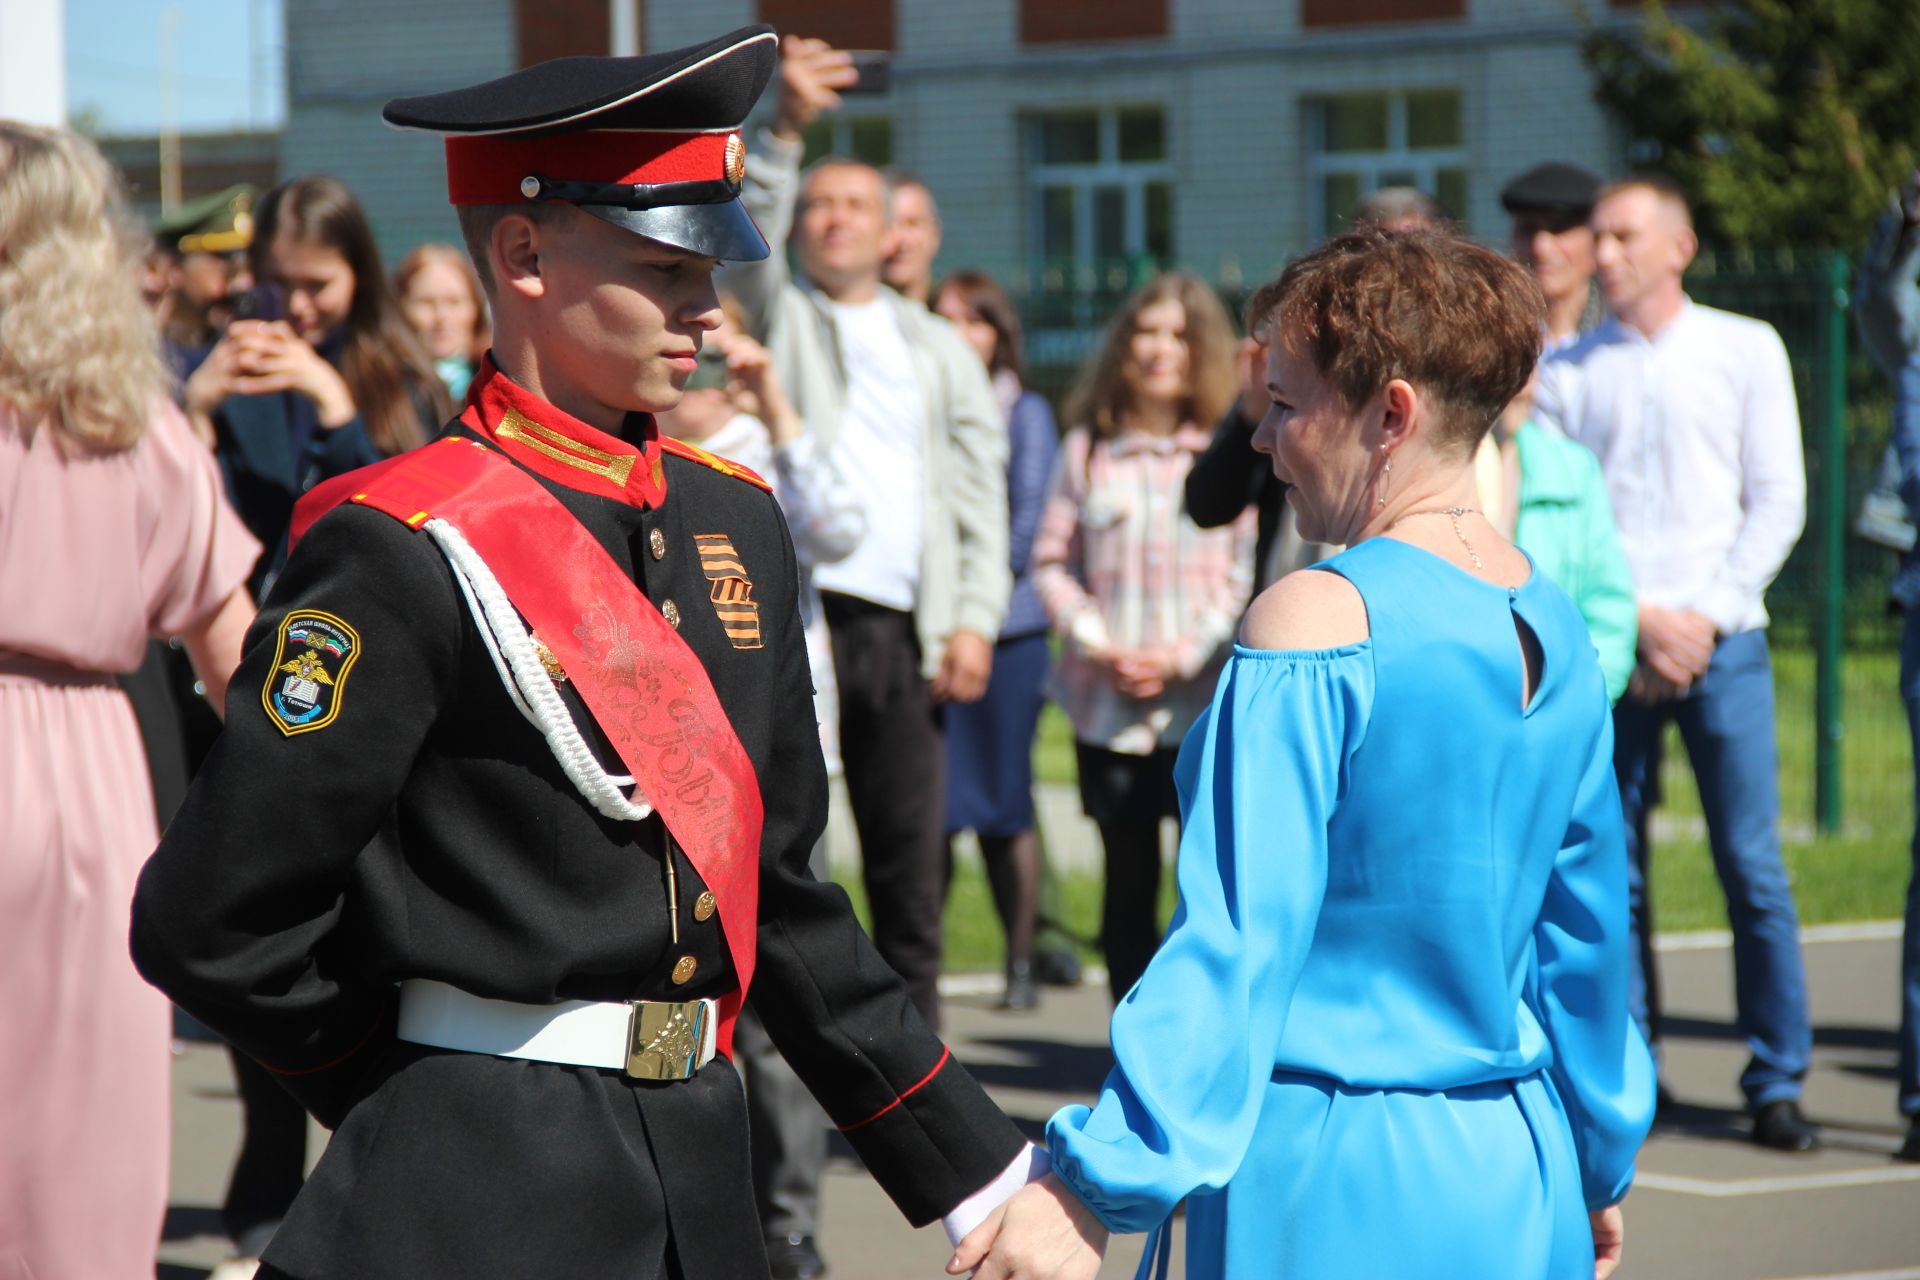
left=1047, top=537, right=1655, bottom=1279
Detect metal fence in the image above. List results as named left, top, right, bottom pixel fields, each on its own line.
left=992, top=250, right=1908, bottom=841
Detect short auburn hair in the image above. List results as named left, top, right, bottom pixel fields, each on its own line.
left=1247, top=227, right=1545, bottom=456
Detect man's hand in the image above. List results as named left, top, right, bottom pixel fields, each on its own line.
left=1591, top=1204, right=1625, bottom=1280
left=933, top=629, right=994, bottom=703
left=1636, top=604, right=1716, bottom=688
left=947, top=1174, right=1107, bottom=1280
left=772, top=36, right=856, bottom=142
left=1626, top=663, right=1686, bottom=705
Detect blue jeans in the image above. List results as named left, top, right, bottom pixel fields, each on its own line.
left=1613, top=628, right=1812, bottom=1108
left=1899, top=610, right=1920, bottom=1116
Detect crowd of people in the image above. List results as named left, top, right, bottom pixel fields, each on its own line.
left=2, top=19, right=1916, bottom=1280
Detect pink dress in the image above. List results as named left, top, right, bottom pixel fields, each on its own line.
left=0, top=400, right=259, bottom=1279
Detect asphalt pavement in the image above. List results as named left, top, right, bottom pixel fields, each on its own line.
left=156, top=924, right=1920, bottom=1279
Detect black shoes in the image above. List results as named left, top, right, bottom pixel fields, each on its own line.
left=766, top=1233, right=826, bottom=1280
left=1751, top=1099, right=1820, bottom=1152
left=1898, top=1116, right=1920, bottom=1163
left=1001, top=960, right=1039, bottom=1011
left=1032, top=945, right=1082, bottom=988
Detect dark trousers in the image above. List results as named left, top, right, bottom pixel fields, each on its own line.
left=823, top=592, right=947, bottom=1027
left=223, top=1047, right=308, bottom=1257
left=1074, top=742, right=1181, bottom=1004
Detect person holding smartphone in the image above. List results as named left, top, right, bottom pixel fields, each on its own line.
left=184, top=175, right=449, bottom=599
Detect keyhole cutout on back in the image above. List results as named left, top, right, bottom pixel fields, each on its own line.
left=1514, top=611, right=1545, bottom=713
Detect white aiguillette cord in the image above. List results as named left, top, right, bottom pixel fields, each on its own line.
left=422, top=517, right=654, bottom=823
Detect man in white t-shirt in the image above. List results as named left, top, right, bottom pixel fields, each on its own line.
left=1533, top=176, right=1815, bottom=1152
left=723, top=42, right=1011, bottom=1275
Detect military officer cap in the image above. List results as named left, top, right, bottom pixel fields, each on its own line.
left=383, top=24, right=777, bottom=262
left=154, top=183, right=258, bottom=255
left=1499, top=162, right=1604, bottom=221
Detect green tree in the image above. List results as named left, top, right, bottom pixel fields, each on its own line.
left=1585, top=0, right=1920, bottom=248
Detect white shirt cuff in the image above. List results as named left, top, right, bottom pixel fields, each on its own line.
left=942, top=1143, right=1053, bottom=1247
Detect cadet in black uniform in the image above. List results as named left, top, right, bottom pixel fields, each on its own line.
left=131, top=27, right=1038, bottom=1279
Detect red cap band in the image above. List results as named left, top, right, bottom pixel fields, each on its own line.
left=445, top=130, right=735, bottom=205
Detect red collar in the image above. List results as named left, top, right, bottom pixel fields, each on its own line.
left=459, top=356, right=667, bottom=509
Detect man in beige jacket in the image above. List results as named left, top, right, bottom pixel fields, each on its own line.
left=728, top=37, right=1010, bottom=1031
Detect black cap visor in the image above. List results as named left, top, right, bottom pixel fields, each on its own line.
left=576, top=194, right=768, bottom=262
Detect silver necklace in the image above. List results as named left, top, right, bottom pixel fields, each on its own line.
left=1389, top=505, right=1483, bottom=570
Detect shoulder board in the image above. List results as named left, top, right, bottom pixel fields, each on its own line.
left=289, top=437, right=502, bottom=549
left=660, top=436, right=773, bottom=493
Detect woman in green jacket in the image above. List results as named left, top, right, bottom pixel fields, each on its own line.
left=1478, top=396, right=1638, bottom=703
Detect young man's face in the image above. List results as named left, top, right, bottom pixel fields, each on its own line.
left=528, top=207, right=724, bottom=419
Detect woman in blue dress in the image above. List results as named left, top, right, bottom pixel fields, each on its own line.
left=951, top=228, right=1655, bottom=1280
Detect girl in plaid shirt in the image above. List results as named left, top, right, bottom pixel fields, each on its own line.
left=1033, top=273, right=1256, bottom=1004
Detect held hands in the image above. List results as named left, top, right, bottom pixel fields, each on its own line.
left=773, top=36, right=857, bottom=141
left=1110, top=648, right=1177, bottom=701
left=947, top=1174, right=1108, bottom=1280
left=185, top=320, right=355, bottom=428
left=933, top=629, right=995, bottom=704
left=1590, top=1204, right=1625, bottom=1280
left=1633, top=604, right=1716, bottom=696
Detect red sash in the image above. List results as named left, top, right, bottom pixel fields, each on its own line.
left=292, top=437, right=765, bottom=1054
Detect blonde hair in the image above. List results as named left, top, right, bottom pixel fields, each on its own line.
left=0, top=122, right=168, bottom=453
left=1064, top=272, right=1237, bottom=438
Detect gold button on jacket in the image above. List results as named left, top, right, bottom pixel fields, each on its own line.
left=670, top=954, right=698, bottom=985
left=662, top=599, right=681, bottom=629
left=693, top=891, right=716, bottom=922
left=648, top=527, right=667, bottom=560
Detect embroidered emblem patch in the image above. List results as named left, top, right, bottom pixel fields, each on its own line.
left=694, top=534, right=762, bottom=650
left=261, top=610, right=361, bottom=736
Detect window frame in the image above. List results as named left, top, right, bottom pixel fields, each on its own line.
left=1304, top=88, right=1468, bottom=238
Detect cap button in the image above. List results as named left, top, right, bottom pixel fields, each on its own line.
left=519, top=175, right=541, bottom=200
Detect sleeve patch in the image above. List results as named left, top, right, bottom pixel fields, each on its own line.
left=261, top=610, right=362, bottom=737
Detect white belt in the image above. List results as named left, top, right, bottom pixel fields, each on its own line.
left=397, top=979, right=718, bottom=1081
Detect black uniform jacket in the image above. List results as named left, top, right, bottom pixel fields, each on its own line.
left=132, top=366, right=1025, bottom=1279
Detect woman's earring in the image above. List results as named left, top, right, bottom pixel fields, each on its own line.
left=1377, top=454, right=1391, bottom=508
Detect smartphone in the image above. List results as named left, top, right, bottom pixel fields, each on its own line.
left=843, top=50, right=891, bottom=96
left=230, top=282, right=285, bottom=324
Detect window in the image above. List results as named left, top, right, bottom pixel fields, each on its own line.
left=1024, top=106, right=1173, bottom=325
left=1305, top=89, right=1466, bottom=238
left=799, top=117, right=894, bottom=169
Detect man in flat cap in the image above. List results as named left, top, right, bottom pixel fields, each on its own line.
left=1502, top=162, right=1608, bottom=352
left=132, top=25, right=1041, bottom=1279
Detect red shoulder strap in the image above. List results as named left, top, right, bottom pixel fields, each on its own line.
left=660, top=436, right=773, bottom=492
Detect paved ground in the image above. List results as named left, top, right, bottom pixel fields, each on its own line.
left=158, top=925, right=1920, bottom=1279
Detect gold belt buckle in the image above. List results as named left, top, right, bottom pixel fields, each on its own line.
left=625, top=999, right=708, bottom=1080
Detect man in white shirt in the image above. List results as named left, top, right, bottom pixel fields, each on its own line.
left=1534, top=176, right=1816, bottom=1151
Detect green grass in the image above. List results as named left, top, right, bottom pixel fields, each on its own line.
left=865, top=644, right=1914, bottom=973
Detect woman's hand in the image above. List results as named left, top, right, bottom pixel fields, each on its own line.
left=946, top=1174, right=1107, bottom=1280
left=1111, top=648, right=1176, bottom=700
left=1591, top=1204, right=1625, bottom=1279
left=224, top=320, right=357, bottom=428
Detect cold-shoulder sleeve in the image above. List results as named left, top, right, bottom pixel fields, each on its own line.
left=1046, top=644, right=1374, bottom=1231
left=1528, top=712, right=1657, bottom=1208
